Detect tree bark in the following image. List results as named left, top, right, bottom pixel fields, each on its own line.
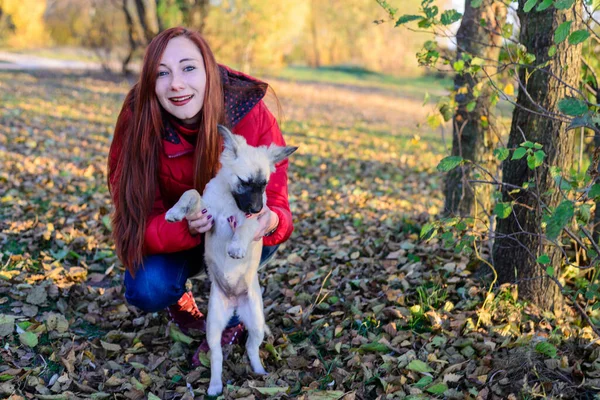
left=134, top=0, right=155, bottom=43
left=444, top=0, right=506, bottom=217
left=492, top=0, right=583, bottom=312
left=309, top=0, right=321, bottom=68
left=121, top=0, right=138, bottom=75
left=180, top=0, right=210, bottom=33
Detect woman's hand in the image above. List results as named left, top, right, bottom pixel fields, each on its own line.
left=187, top=208, right=214, bottom=235
left=253, top=206, right=279, bottom=241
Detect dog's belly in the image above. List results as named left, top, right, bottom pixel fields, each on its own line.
left=204, top=234, right=262, bottom=298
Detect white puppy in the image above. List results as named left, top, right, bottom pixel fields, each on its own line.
left=165, top=125, right=296, bottom=396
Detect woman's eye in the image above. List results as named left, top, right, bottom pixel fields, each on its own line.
left=184, top=65, right=196, bottom=72
left=158, top=70, right=169, bottom=77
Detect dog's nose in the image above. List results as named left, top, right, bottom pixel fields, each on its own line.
left=250, top=206, right=263, bottom=214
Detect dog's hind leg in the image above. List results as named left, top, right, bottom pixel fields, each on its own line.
left=206, top=284, right=234, bottom=396
left=237, top=276, right=267, bottom=375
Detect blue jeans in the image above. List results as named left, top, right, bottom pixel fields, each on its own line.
left=124, top=245, right=279, bottom=314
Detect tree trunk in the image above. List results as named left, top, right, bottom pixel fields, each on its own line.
left=134, top=0, right=155, bottom=43
left=180, top=0, right=210, bottom=33
left=444, top=0, right=506, bottom=217
left=492, top=0, right=583, bottom=312
left=310, top=0, right=321, bottom=68
left=121, top=0, right=138, bottom=76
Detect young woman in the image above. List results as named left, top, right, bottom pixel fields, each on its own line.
left=107, top=27, right=293, bottom=365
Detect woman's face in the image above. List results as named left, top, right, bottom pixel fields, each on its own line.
left=155, top=36, right=207, bottom=125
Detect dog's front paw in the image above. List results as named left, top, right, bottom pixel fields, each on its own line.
left=227, top=243, right=246, bottom=259
left=165, top=207, right=186, bottom=222
left=207, top=380, right=223, bottom=396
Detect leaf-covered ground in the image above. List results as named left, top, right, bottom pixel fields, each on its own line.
left=1, top=70, right=600, bottom=400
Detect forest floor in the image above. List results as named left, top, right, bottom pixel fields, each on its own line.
left=0, top=69, right=599, bottom=400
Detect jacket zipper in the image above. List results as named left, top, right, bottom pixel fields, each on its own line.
left=167, top=149, right=194, bottom=158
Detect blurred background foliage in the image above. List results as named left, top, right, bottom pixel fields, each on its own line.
left=0, top=0, right=443, bottom=76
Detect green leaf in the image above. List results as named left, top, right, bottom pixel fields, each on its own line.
left=494, top=148, right=510, bottom=161
left=253, top=386, right=290, bottom=396
left=471, top=0, right=483, bottom=7
left=548, top=45, right=557, bottom=57
left=523, top=0, right=538, bottom=12
left=554, top=0, right=575, bottom=9
left=558, top=97, right=588, bottom=116
left=521, top=141, right=535, bottom=148
left=589, top=183, right=600, bottom=200
left=395, top=14, right=422, bottom=26
left=102, top=215, right=112, bottom=232
left=568, top=112, right=600, bottom=131
left=546, top=266, right=555, bottom=277
left=537, top=254, right=551, bottom=264
left=305, top=391, right=345, bottom=400
left=569, top=29, right=590, bottom=45
left=359, top=342, right=390, bottom=353
left=437, top=156, right=464, bottom=172
left=494, top=202, right=513, bottom=219
left=466, top=101, right=476, bottom=112
left=471, top=57, right=485, bottom=66
left=420, top=222, right=436, bottom=239
left=536, top=0, right=553, bottom=11
left=439, top=102, right=453, bottom=121
left=512, top=147, right=528, bottom=160
left=169, top=324, right=194, bottom=345
left=546, top=200, right=574, bottom=240
left=426, top=383, right=449, bottom=394
left=453, top=60, right=465, bottom=72
left=527, top=150, right=545, bottom=169
left=407, top=359, right=434, bottom=373
left=440, top=9, right=462, bottom=25
left=195, top=352, right=210, bottom=367
left=414, top=376, right=433, bottom=388
left=535, top=341, right=557, bottom=358
left=19, top=331, right=38, bottom=348
left=554, top=21, right=572, bottom=44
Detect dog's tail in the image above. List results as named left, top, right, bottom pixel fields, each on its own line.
left=165, top=189, right=203, bottom=222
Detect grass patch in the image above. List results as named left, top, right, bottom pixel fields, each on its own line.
left=270, top=65, right=451, bottom=98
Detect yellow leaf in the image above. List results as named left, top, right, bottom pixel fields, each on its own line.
left=504, top=83, right=515, bottom=96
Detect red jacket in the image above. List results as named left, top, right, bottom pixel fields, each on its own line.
left=109, top=66, right=293, bottom=255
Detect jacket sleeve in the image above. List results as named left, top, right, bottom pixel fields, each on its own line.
left=252, top=101, right=294, bottom=246
left=143, top=188, right=203, bottom=254
left=108, top=108, right=202, bottom=257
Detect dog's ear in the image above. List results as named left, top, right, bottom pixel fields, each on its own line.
left=217, top=124, right=238, bottom=158
left=268, top=145, right=298, bottom=165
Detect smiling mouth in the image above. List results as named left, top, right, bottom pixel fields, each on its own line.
left=169, top=94, right=193, bottom=105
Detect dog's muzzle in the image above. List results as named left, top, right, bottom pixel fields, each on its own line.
left=233, top=190, right=263, bottom=215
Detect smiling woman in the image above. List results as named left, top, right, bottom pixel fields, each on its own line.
left=106, top=27, right=293, bottom=362
left=155, top=37, right=208, bottom=124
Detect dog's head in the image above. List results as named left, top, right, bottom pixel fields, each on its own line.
left=217, top=125, right=297, bottom=215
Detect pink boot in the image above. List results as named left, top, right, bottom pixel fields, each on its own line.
left=191, top=323, right=247, bottom=367
left=167, top=292, right=206, bottom=334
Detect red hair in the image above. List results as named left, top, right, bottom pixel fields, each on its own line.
left=108, top=27, right=224, bottom=275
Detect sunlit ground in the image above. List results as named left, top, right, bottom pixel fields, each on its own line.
left=1, top=69, right=598, bottom=399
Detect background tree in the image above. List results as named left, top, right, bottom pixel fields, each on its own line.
left=444, top=0, right=506, bottom=217
left=0, top=0, right=48, bottom=47
left=492, top=0, right=583, bottom=312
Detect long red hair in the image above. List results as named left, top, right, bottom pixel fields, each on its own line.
left=108, top=27, right=224, bottom=275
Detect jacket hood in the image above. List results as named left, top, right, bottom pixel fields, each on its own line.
left=161, top=65, right=269, bottom=157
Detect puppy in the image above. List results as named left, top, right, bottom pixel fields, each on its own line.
left=165, top=125, right=296, bottom=396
